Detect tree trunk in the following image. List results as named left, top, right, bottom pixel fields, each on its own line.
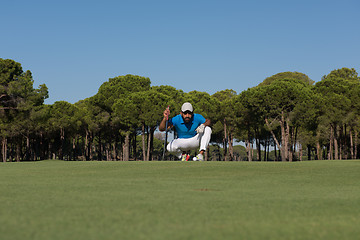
left=354, top=129, right=358, bottom=159
left=25, top=136, right=30, bottom=161
left=334, top=125, right=338, bottom=160
left=266, top=138, right=270, bottom=161
left=263, top=138, right=267, bottom=161
left=106, top=143, right=110, bottom=161
left=2, top=138, right=7, bottom=162
left=223, top=119, right=228, bottom=161
left=279, top=112, right=286, bottom=161
left=316, top=130, right=322, bottom=160
left=113, top=142, right=117, bottom=161
left=72, top=137, right=76, bottom=161
left=315, top=140, right=321, bottom=160
left=59, top=128, right=65, bottom=160
left=146, top=127, right=152, bottom=161
left=251, top=142, right=254, bottom=160
left=255, top=128, right=261, bottom=161
left=265, top=118, right=282, bottom=161
left=246, top=139, right=252, bottom=161
left=350, top=128, right=354, bottom=159
left=228, top=132, right=234, bottom=161
left=329, top=125, right=334, bottom=160
left=123, top=132, right=130, bottom=161
left=339, top=125, right=343, bottom=160
left=291, top=127, right=298, bottom=161
left=141, top=123, right=146, bottom=161
left=286, top=121, right=291, bottom=162
left=90, top=133, right=94, bottom=160
left=97, top=132, right=102, bottom=161
left=284, top=114, right=290, bottom=162
left=246, top=126, right=252, bottom=162
left=149, top=127, right=155, bottom=161
left=39, top=133, right=44, bottom=160
left=85, top=130, right=89, bottom=161
left=16, top=142, right=21, bottom=162
left=131, top=133, right=136, bottom=161
left=343, top=124, right=347, bottom=159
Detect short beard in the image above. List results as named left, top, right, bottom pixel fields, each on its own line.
left=183, top=117, right=191, bottom=123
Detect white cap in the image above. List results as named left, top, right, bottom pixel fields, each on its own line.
left=181, top=102, right=193, bottom=112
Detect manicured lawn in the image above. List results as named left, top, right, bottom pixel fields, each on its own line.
left=1, top=160, right=360, bottom=240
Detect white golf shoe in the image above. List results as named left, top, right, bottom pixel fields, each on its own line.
left=193, top=153, right=204, bottom=161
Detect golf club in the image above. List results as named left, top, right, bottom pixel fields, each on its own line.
left=162, top=105, right=169, bottom=160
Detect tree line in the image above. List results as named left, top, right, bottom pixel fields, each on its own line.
left=1, top=58, right=359, bottom=162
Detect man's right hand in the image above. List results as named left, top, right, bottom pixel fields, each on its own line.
left=159, top=106, right=170, bottom=132
left=163, top=107, right=170, bottom=120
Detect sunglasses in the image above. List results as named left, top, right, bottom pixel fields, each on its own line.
left=182, top=111, right=193, bottom=115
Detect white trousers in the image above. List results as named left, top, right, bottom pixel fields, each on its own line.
left=167, top=127, right=212, bottom=158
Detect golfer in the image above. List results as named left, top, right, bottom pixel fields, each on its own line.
left=159, top=102, right=212, bottom=161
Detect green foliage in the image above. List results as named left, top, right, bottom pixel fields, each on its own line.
left=2, top=58, right=360, bottom=161
left=0, top=59, right=48, bottom=110
left=0, top=58, right=23, bottom=86
left=94, top=74, right=151, bottom=111
left=49, top=101, right=79, bottom=131
left=0, top=59, right=48, bottom=154
left=211, top=89, right=238, bottom=147
left=151, top=85, right=184, bottom=117
left=76, top=98, right=111, bottom=133
left=130, top=89, right=170, bottom=127
left=112, top=97, right=138, bottom=132
left=321, top=67, right=360, bottom=82
left=185, top=90, right=220, bottom=120
left=315, top=70, right=357, bottom=125
left=30, top=105, right=52, bottom=133
left=258, top=71, right=314, bottom=87
left=212, top=89, right=237, bottom=102
left=232, top=87, right=265, bottom=139
left=212, top=89, right=237, bottom=123
left=257, top=78, right=313, bottom=119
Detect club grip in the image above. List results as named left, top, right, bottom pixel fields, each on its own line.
left=165, top=105, right=170, bottom=120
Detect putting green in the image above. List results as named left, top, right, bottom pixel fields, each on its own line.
left=1, top=160, right=360, bottom=240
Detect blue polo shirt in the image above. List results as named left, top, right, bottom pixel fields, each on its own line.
left=168, top=113, right=206, bottom=138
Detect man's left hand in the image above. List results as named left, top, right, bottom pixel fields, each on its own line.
left=196, top=124, right=205, bottom=134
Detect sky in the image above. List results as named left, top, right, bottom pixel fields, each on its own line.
left=1, top=0, right=359, bottom=104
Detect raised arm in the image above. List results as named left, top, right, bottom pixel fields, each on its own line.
left=159, top=107, right=171, bottom=132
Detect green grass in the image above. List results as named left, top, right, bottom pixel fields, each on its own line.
left=1, top=160, right=360, bottom=240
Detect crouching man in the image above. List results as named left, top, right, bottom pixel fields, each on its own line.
left=159, top=102, right=212, bottom=161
